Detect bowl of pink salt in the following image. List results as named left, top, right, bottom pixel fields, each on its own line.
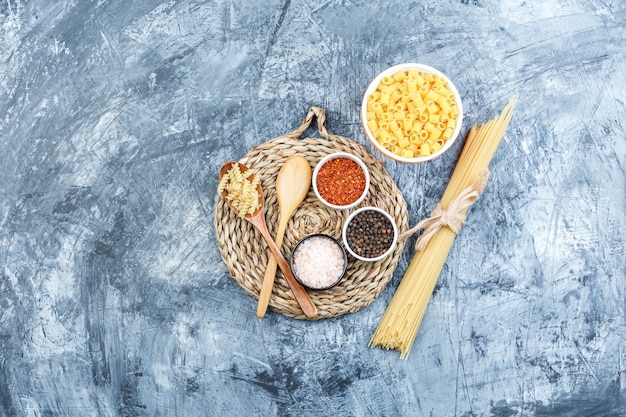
left=289, top=234, right=348, bottom=290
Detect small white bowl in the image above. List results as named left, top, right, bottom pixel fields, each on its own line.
left=342, top=207, right=398, bottom=262
left=312, top=152, right=370, bottom=210
left=361, top=63, right=463, bottom=164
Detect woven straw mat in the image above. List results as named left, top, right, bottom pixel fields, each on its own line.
left=214, top=107, right=409, bottom=320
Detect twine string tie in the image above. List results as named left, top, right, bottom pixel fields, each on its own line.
left=400, top=169, right=490, bottom=252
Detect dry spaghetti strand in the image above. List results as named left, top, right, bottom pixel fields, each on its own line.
left=369, top=96, right=518, bottom=359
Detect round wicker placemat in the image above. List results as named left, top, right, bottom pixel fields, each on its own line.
left=214, top=107, right=408, bottom=319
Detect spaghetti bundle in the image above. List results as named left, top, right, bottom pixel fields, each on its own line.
left=369, top=96, right=518, bottom=359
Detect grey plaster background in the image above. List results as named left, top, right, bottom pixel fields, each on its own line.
left=1, top=1, right=625, bottom=416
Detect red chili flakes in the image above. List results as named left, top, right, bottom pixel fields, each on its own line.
left=316, top=157, right=366, bottom=206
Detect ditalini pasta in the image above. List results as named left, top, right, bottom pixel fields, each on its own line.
left=218, top=163, right=261, bottom=218
left=366, top=69, right=459, bottom=158
left=369, top=97, right=518, bottom=359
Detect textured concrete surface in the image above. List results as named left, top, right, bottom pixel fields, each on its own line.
left=1, top=1, right=625, bottom=416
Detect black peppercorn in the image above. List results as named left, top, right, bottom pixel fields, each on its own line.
left=346, top=209, right=394, bottom=259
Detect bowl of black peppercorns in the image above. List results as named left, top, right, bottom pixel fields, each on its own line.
left=342, top=207, right=398, bottom=262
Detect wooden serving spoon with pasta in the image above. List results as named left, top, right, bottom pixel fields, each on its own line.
left=218, top=161, right=318, bottom=319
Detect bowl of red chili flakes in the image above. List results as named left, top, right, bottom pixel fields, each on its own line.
left=312, top=152, right=370, bottom=210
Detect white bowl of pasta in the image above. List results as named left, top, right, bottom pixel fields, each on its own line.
left=361, top=63, right=463, bottom=163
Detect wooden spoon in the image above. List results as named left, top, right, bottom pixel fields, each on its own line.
left=256, top=155, right=312, bottom=318
left=218, top=161, right=317, bottom=319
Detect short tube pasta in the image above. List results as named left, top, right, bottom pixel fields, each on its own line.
left=367, top=119, right=379, bottom=133
left=367, top=68, right=460, bottom=158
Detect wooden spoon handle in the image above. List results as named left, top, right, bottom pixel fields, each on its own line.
left=256, top=221, right=286, bottom=318
left=248, top=217, right=317, bottom=319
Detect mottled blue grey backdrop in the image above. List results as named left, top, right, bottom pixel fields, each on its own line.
left=1, top=1, right=625, bottom=416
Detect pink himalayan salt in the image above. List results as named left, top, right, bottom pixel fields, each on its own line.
left=292, top=235, right=345, bottom=289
